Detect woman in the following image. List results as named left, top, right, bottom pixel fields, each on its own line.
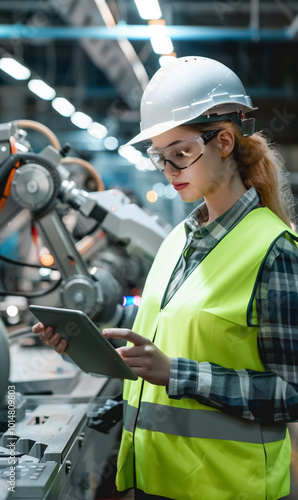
left=33, top=56, right=298, bottom=500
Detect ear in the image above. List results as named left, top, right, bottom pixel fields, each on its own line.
left=216, top=129, right=235, bottom=158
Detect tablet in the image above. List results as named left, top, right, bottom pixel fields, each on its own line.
left=29, top=305, right=138, bottom=380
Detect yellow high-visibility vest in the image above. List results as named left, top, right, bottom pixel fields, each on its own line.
left=117, top=207, right=298, bottom=500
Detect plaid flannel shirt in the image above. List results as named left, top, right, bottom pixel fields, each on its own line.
left=166, top=188, right=298, bottom=423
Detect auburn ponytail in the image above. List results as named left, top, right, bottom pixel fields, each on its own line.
left=231, top=125, right=295, bottom=228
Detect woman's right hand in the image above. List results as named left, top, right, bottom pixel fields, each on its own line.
left=32, top=322, right=68, bottom=354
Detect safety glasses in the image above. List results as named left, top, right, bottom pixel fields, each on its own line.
left=147, top=129, right=222, bottom=172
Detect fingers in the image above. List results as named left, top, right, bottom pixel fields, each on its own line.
left=32, top=322, right=47, bottom=334
left=119, top=356, right=144, bottom=369
left=43, top=332, right=67, bottom=354
left=32, top=322, right=67, bottom=354
left=54, top=338, right=68, bottom=354
left=117, top=342, right=171, bottom=386
left=114, top=348, right=144, bottom=373
left=116, top=345, right=144, bottom=358
left=39, top=327, right=55, bottom=343
left=102, top=328, right=146, bottom=346
left=43, top=333, right=67, bottom=354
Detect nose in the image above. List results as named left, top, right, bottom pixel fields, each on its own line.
left=164, top=161, right=181, bottom=177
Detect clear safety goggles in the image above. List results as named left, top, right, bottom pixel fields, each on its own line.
left=147, top=129, right=222, bottom=172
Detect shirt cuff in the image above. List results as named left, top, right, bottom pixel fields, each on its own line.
left=167, top=357, right=213, bottom=399
left=167, top=357, right=180, bottom=396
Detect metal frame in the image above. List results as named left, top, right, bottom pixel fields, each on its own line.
left=0, top=24, right=294, bottom=40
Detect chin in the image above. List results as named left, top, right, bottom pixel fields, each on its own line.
left=179, top=192, right=201, bottom=203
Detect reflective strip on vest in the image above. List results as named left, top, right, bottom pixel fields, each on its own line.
left=123, top=400, right=138, bottom=433
left=123, top=401, right=286, bottom=444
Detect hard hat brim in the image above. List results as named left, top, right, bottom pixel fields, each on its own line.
left=125, top=106, right=258, bottom=146
left=125, top=118, right=189, bottom=146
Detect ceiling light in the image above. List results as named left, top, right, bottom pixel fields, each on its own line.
left=88, top=122, right=108, bottom=139
left=159, top=55, right=177, bottom=67
left=71, top=111, right=93, bottom=129
left=134, top=158, right=155, bottom=171
left=146, top=190, right=158, bottom=203
left=0, top=57, right=31, bottom=80
left=164, top=184, right=178, bottom=199
left=40, top=254, right=55, bottom=267
left=118, top=145, right=135, bottom=159
left=134, top=0, right=161, bottom=20
left=118, top=145, right=143, bottom=163
left=104, top=136, right=119, bottom=150
left=153, top=182, right=166, bottom=196
left=28, top=79, right=56, bottom=100
left=39, top=268, right=51, bottom=277
left=151, top=35, right=174, bottom=55
left=6, top=305, right=18, bottom=318
left=52, top=97, right=75, bottom=117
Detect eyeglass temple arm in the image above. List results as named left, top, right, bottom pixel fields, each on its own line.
left=201, top=129, right=221, bottom=144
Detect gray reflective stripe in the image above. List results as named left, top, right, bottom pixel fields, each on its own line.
left=123, top=400, right=138, bottom=433
left=124, top=401, right=287, bottom=444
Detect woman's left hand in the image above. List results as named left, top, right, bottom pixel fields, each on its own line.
left=102, top=328, right=171, bottom=386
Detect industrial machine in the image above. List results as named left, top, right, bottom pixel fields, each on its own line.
left=0, top=120, right=170, bottom=500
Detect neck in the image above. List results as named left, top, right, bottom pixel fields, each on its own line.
left=204, top=174, right=247, bottom=224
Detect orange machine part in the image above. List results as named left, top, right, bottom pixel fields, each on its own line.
left=0, top=136, right=20, bottom=212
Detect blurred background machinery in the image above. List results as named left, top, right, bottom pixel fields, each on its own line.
left=0, top=119, right=170, bottom=500
left=0, top=0, right=297, bottom=499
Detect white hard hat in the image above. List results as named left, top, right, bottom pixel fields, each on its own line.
left=127, top=56, right=257, bottom=145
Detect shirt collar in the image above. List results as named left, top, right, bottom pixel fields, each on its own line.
left=185, top=187, right=260, bottom=241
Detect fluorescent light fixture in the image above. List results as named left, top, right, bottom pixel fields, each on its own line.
left=0, top=57, right=31, bottom=80
left=146, top=160, right=156, bottom=170
left=151, top=35, right=174, bottom=55
left=135, top=158, right=155, bottom=171
left=159, top=55, right=177, bottom=67
left=134, top=0, right=161, bottom=20
left=118, top=145, right=134, bottom=159
left=70, top=111, right=93, bottom=129
left=52, top=97, right=75, bottom=117
left=146, top=190, right=158, bottom=203
left=88, top=122, right=108, bottom=139
left=28, top=79, right=56, bottom=100
left=6, top=305, right=18, bottom=318
left=39, top=268, right=52, bottom=277
left=164, top=184, right=178, bottom=199
left=153, top=182, right=166, bottom=196
left=104, top=136, right=119, bottom=150
left=118, top=145, right=143, bottom=163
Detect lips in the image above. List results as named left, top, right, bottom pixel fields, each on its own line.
left=172, top=183, right=189, bottom=191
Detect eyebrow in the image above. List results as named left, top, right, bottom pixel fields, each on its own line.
left=154, top=139, right=183, bottom=150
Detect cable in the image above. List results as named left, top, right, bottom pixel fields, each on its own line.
left=61, top=157, right=105, bottom=192
left=15, top=123, right=103, bottom=191
left=16, top=120, right=61, bottom=150
left=0, top=278, right=62, bottom=298
left=0, top=152, right=58, bottom=185
left=0, top=253, right=58, bottom=271
left=0, top=136, right=19, bottom=212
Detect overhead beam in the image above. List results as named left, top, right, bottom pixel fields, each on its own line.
left=287, top=14, right=298, bottom=38
left=250, top=0, right=260, bottom=31
left=0, top=1, right=298, bottom=15
left=0, top=25, right=291, bottom=40
left=166, top=1, right=298, bottom=14
left=57, top=0, right=148, bottom=110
